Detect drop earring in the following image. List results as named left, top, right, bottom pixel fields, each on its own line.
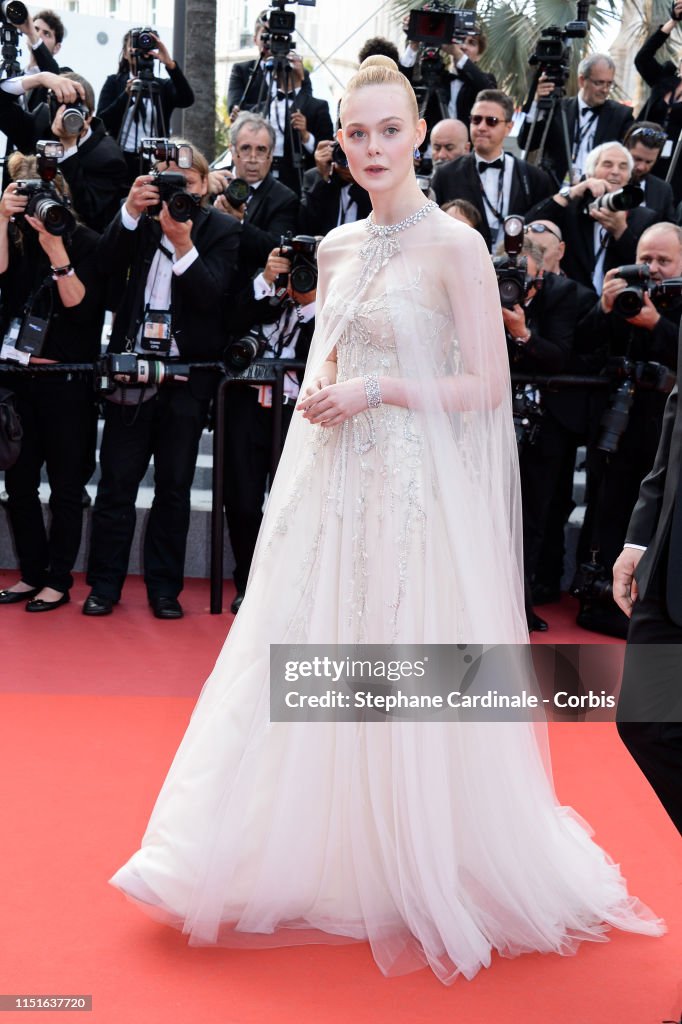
left=414, top=146, right=420, bottom=159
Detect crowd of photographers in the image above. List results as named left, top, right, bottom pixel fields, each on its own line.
left=1, top=1, right=682, bottom=635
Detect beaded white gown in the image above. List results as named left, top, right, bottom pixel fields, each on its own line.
left=110, top=206, right=663, bottom=984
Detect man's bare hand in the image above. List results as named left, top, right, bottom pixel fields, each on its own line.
left=613, top=546, right=644, bottom=616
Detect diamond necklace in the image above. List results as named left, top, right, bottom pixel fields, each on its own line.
left=358, top=200, right=437, bottom=289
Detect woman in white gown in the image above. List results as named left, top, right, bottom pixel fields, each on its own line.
left=110, top=57, right=664, bottom=984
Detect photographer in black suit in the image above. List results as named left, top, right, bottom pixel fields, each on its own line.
left=227, top=9, right=312, bottom=118
left=432, top=90, right=554, bottom=252
left=96, top=29, right=194, bottom=187
left=623, top=122, right=676, bottom=222
left=399, top=18, right=496, bottom=129
left=574, top=223, right=682, bottom=637
left=299, top=139, right=371, bottom=236
left=223, top=245, right=316, bottom=613
left=84, top=142, right=240, bottom=619
left=519, top=53, right=633, bottom=187
left=526, top=142, right=659, bottom=293
left=215, top=113, right=299, bottom=275
left=0, top=71, right=128, bottom=233
left=0, top=10, right=67, bottom=113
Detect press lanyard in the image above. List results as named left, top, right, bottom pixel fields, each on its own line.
left=573, top=109, right=598, bottom=163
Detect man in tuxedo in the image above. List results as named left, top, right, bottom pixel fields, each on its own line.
left=0, top=70, right=128, bottom=233
left=399, top=23, right=496, bottom=129
left=430, top=118, right=470, bottom=165
left=227, top=9, right=312, bottom=117
left=613, top=326, right=682, bottom=836
left=525, top=142, right=658, bottom=293
left=431, top=90, right=554, bottom=252
left=215, top=112, right=299, bottom=275
left=574, top=222, right=682, bottom=638
left=83, top=144, right=240, bottom=619
left=624, top=122, right=676, bottom=222
left=0, top=10, right=67, bottom=111
left=298, top=138, right=371, bottom=236
left=519, top=53, right=634, bottom=187
left=223, top=246, right=315, bottom=614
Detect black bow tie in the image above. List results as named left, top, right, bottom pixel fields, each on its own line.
left=582, top=104, right=602, bottom=116
left=478, top=158, right=504, bottom=173
left=276, top=90, right=296, bottom=101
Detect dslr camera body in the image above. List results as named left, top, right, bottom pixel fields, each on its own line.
left=492, top=215, right=537, bottom=310
left=139, top=138, right=199, bottom=222
left=129, top=26, right=157, bottom=79
left=15, top=140, right=74, bottom=236
left=611, top=262, right=682, bottom=318
left=277, top=232, right=319, bottom=294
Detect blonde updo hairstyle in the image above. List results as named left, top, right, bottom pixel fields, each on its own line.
left=340, top=55, right=419, bottom=125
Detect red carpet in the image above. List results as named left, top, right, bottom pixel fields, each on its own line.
left=0, top=574, right=679, bottom=1024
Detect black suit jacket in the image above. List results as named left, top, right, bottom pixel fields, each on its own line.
left=626, top=326, right=682, bottom=619
left=641, top=173, right=676, bottom=223
left=432, top=153, right=554, bottom=251
left=298, top=169, right=372, bottom=236
left=239, top=173, right=300, bottom=275
left=400, top=56, right=496, bottom=126
left=524, top=195, right=659, bottom=292
left=96, top=204, right=240, bottom=397
left=276, top=92, right=334, bottom=196
left=227, top=59, right=312, bottom=113
left=96, top=64, right=194, bottom=139
left=518, top=96, right=634, bottom=188
left=0, top=93, right=128, bottom=233
left=507, top=272, right=578, bottom=375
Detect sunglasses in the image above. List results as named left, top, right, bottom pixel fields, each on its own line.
left=470, top=114, right=509, bottom=127
left=629, top=127, right=668, bottom=146
left=524, top=223, right=562, bottom=242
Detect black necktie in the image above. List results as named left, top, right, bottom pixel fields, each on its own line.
left=277, top=90, right=296, bottom=101
left=348, top=183, right=365, bottom=206
left=478, top=158, right=504, bottom=173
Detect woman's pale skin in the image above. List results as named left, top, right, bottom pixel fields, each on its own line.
left=297, top=83, right=428, bottom=428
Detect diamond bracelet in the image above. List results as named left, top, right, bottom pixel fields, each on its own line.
left=363, top=373, right=382, bottom=409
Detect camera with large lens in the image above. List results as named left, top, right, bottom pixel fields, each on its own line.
left=277, top=232, right=319, bottom=293
left=597, top=356, right=676, bottom=453
left=587, top=182, right=644, bottom=214
left=95, top=352, right=190, bottom=393
left=492, top=215, right=533, bottom=309
left=224, top=328, right=267, bottom=373
left=15, top=140, right=74, bottom=237
left=611, top=263, right=682, bottom=317
left=612, top=263, right=651, bottom=318
left=570, top=559, right=614, bottom=604
left=331, top=141, right=348, bottom=170
left=407, top=2, right=477, bottom=47
left=129, top=26, right=157, bottom=77
left=528, top=1, right=590, bottom=104
left=224, top=177, right=250, bottom=208
left=148, top=170, right=198, bottom=222
left=47, top=92, right=89, bottom=136
left=0, top=0, right=27, bottom=24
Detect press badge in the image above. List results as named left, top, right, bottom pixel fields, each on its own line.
left=16, top=314, right=50, bottom=356
left=0, top=317, right=30, bottom=364
left=141, top=310, right=172, bottom=354
left=662, top=139, right=673, bottom=160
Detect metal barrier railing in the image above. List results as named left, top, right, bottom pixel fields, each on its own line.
left=0, top=359, right=634, bottom=614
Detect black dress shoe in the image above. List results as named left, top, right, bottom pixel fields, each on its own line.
left=83, top=593, right=114, bottom=616
left=230, top=592, right=244, bottom=614
left=26, top=592, right=70, bottom=612
left=528, top=612, right=549, bottom=633
left=0, top=586, right=40, bottom=604
left=149, top=596, right=183, bottom=619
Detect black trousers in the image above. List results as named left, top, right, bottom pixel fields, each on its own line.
left=617, top=559, right=682, bottom=837
left=223, top=385, right=293, bottom=594
left=4, top=375, right=96, bottom=593
left=86, top=388, right=207, bottom=601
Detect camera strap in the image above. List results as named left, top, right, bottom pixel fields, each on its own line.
left=477, top=158, right=506, bottom=244
left=572, top=108, right=598, bottom=164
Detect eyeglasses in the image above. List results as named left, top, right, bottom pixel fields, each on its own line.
left=629, top=127, right=668, bottom=146
left=525, top=223, right=562, bottom=242
left=235, top=145, right=272, bottom=160
left=586, top=78, right=614, bottom=90
left=470, top=114, right=509, bottom=127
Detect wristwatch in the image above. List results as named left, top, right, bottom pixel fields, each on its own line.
left=558, top=185, right=572, bottom=201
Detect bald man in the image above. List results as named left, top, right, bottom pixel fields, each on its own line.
left=430, top=118, right=470, bottom=166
